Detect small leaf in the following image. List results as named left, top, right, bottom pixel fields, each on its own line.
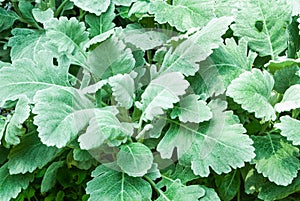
left=273, top=65, right=300, bottom=94
left=32, top=8, right=53, bottom=23
left=136, top=72, right=189, bottom=121
left=199, top=186, right=221, bottom=201
left=227, top=69, right=276, bottom=121
left=86, top=165, right=152, bottom=201
left=0, top=7, right=18, bottom=32
left=275, top=115, right=300, bottom=145
left=215, top=170, right=240, bottom=201
left=41, top=161, right=65, bottom=193
left=117, top=142, right=153, bottom=177
left=275, top=84, right=300, bottom=112
left=171, top=94, right=212, bottom=123
left=70, top=0, right=110, bottom=15
left=252, top=135, right=300, bottom=186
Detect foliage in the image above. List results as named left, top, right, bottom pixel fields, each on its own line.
left=0, top=0, right=300, bottom=200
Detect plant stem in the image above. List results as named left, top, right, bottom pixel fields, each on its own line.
left=54, top=0, right=69, bottom=17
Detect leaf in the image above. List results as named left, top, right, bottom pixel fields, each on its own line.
left=149, top=0, right=215, bottom=32
left=275, top=84, right=300, bottom=112
left=109, top=73, right=136, bottom=109
left=0, top=7, right=18, bottom=32
left=214, top=0, right=237, bottom=17
left=113, top=0, right=136, bottom=6
left=136, top=72, right=189, bottom=121
left=170, top=94, right=212, bottom=123
left=117, top=142, right=153, bottom=177
left=32, top=8, right=54, bottom=23
left=86, top=165, right=152, bottom=201
left=4, top=97, right=30, bottom=146
left=41, top=161, right=65, bottom=193
left=273, top=65, right=300, bottom=94
left=199, top=186, right=221, bottom=201
left=159, top=17, right=233, bottom=76
left=227, top=69, right=276, bottom=121
left=231, top=0, right=291, bottom=58
left=7, top=133, right=60, bottom=174
left=78, top=108, right=134, bottom=150
left=85, top=4, right=115, bottom=38
left=70, top=0, right=110, bottom=15
left=0, top=163, right=34, bottom=201
left=33, top=86, right=94, bottom=148
left=287, top=0, right=300, bottom=16
left=252, top=135, right=300, bottom=186
left=18, top=1, right=38, bottom=27
left=215, top=170, right=240, bottom=201
left=0, top=53, right=69, bottom=106
left=87, top=35, right=135, bottom=79
left=275, top=115, right=300, bottom=145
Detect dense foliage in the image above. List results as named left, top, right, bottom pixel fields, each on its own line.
left=1, top=0, right=300, bottom=200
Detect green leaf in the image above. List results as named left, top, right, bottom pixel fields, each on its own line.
left=41, top=161, right=65, bottom=193
left=0, top=52, right=70, bottom=105
left=85, top=4, right=115, bottom=38
left=8, top=29, right=49, bottom=61
left=149, top=0, right=215, bottom=32
left=227, top=69, right=276, bottom=121
left=113, top=0, right=136, bottom=6
left=86, top=165, right=152, bottom=201
left=275, top=115, right=300, bottom=145
left=0, top=7, right=18, bottom=32
left=275, top=84, right=300, bottom=112
left=87, top=35, right=135, bottom=79
left=214, top=0, right=237, bottom=17
left=159, top=17, right=233, bottom=76
left=4, top=97, right=30, bottom=146
left=0, top=116, right=5, bottom=142
left=7, top=133, right=60, bottom=174
left=287, top=0, right=300, bottom=16
left=117, top=142, right=153, bottom=177
left=109, top=73, right=136, bottom=109
left=18, top=1, right=38, bottom=27
left=78, top=108, right=134, bottom=150
left=70, top=0, right=110, bottom=15
left=33, top=86, right=94, bottom=148
left=273, top=65, right=300, bottom=94
left=136, top=72, right=189, bottom=121
left=0, top=163, right=34, bottom=201
left=215, top=170, right=240, bottom=201
left=199, top=186, right=221, bottom=201
left=252, top=135, right=300, bottom=186
left=170, top=94, right=212, bottom=123
left=231, top=0, right=291, bottom=59
left=32, top=8, right=54, bottom=23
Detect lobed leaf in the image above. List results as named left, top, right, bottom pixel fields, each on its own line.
left=275, top=115, right=300, bottom=145
left=275, top=84, right=300, bottom=112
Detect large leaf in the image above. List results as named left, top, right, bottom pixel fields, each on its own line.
left=252, top=135, right=300, bottom=186
left=227, top=69, right=276, bottom=121
left=159, top=17, right=233, bottom=76
left=7, top=133, right=60, bottom=174
left=86, top=165, right=152, bottom=201
left=78, top=108, right=134, bottom=150
left=87, top=35, right=135, bottom=79
left=170, top=94, right=212, bottom=123
left=0, top=52, right=70, bottom=106
left=0, top=163, right=34, bottom=201
left=149, top=0, right=215, bottom=32
left=136, top=72, right=189, bottom=121
left=33, top=86, right=95, bottom=148
left=275, top=115, right=300, bottom=145
left=0, top=7, right=18, bottom=32
left=231, top=0, right=291, bottom=59
left=275, top=84, right=300, bottom=112
left=158, top=99, right=255, bottom=177
left=71, top=0, right=110, bottom=16
left=117, top=142, right=153, bottom=177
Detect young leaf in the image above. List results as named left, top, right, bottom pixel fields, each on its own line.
left=109, top=73, right=136, bottom=109
left=275, top=116, right=300, bottom=145
left=170, top=94, right=212, bottom=123
left=227, top=69, right=276, bottom=121
left=117, top=142, right=153, bottom=177
left=32, top=8, right=53, bottom=23
left=159, top=17, right=233, bottom=76
left=136, top=72, right=189, bottom=121
left=199, top=186, right=221, bottom=201
left=215, top=170, right=240, bottom=201
left=78, top=108, right=134, bottom=150
left=87, top=35, right=135, bottom=79
left=0, top=163, right=34, bottom=201
left=0, top=7, right=18, bottom=32
left=86, top=165, right=152, bottom=201
left=252, top=135, right=300, bottom=186
left=273, top=65, right=300, bottom=94
left=275, top=84, right=300, bottom=112
left=231, top=0, right=291, bottom=59
left=71, top=0, right=110, bottom=16
left=41, top=161, right=65, bottom=193
left=149, top=0, right=215, bottom=32
left=7, top=133, right=60, bottom=174
left=33, top=86, right=94, bottom=148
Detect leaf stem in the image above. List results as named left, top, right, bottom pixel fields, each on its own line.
left=54, top=0, right=69, bottom=17
left=144, top=175, right=170, bottom=201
